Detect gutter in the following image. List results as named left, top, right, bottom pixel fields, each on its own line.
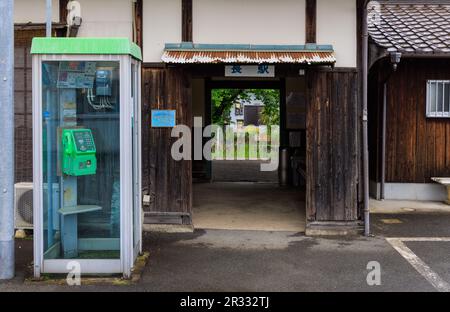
left=363, top=1, right=403, bottom=232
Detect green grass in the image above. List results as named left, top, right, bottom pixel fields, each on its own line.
left=211, top=142, right=278, bottom=160
left=209, top=126, right=279, bottom=160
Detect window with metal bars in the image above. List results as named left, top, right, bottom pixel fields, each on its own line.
left=426, top=80, right=450, bottom=118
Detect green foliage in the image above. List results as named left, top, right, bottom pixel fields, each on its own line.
left=211, top=89, right=250, bottom=125
left=211, top=88, right=280, bottom=126
left=251, top=89, right=280, bottom=126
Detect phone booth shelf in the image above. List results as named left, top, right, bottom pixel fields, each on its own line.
left=31, top=38, right=142, bottom=278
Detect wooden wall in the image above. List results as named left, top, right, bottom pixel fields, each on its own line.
left=142, top=67, right=192, bottom=224
left=306, top=69, right=359, bottom=221
left=370, top=59, right=450, bottom=183
left=141, top=65, right=361, bottom=225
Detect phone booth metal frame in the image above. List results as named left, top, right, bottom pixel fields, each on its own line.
left=31, top=38, right=142, bottom=278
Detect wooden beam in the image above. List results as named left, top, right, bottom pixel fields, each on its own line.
left=182, top=0, right=193, bottom=42
left=134, top=0, right=143, bottom=48
left=59, top=0, right=69, bottom=24
left=305, top=0, right=317, bottom=43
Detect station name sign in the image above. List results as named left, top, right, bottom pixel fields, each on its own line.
left=225, top=65, right=275, bottom=78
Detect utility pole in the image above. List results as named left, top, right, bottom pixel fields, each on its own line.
left=0, top=0, right=15, bottom=280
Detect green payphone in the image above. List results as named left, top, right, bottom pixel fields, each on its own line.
left=62, top=129, right=97, bottom=176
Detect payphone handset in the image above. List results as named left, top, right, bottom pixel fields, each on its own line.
left=62, top=128, right=97, bottom=176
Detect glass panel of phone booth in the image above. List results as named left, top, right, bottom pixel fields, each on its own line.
left=131, top=62, right=140, bottom=256
left=41, top=60, right=121, bottom=260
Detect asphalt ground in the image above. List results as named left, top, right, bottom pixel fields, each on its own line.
left=1, top=212, right=449, bottom=292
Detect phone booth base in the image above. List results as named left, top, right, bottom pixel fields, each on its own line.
left=31, top=38, right=142, bottom=278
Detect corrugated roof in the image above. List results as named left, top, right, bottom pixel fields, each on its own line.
left=162, top=43, right=336, bottom=64
left=368, top=2, right=450, bottom=54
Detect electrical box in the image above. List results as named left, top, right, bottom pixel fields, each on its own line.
left=95, top=69, right=112, bottom=96
left=62, top=128, right=97, bottom=176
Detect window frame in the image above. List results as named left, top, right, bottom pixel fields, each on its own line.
left=426, top=80, right=450, bottom=118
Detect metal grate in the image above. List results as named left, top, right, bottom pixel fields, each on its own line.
left=426, top=80, right=450, bottom=118
left=18, top=189, right=33, bottom=224
left=14, top=37, right=34, bottom=182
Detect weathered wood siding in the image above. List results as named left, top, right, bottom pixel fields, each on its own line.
left=383, top=59, right=450, bottom=183
left=142, top=67, right=192, bottom=224
left=141, top=65, right=361, bottom=224
left=306, top=69, right=359, bottom=221
left=368, top=61, right=383, bottom=183
left=386, top=60, right=450, bottom=183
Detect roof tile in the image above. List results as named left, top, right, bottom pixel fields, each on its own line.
left=368, top=2, right=450, bottom=54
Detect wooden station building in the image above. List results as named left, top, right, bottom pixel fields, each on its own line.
left=13, top=0, right=450, bottom=235
left=367, top=2, right=450, bottom=202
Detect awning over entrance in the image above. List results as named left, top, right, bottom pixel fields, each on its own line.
left=162, top=43, right=336, bottom=65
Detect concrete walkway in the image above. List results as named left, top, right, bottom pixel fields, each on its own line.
left=193, top=182, right=306, bottom=232
left=370, top=199, right=450, bottom=214
left=212, top=160, right=278, bottom=183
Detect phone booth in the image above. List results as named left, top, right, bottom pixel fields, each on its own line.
left=31, top=38, right=142, bottom=278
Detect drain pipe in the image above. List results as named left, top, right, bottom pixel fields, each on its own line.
left=362, top=0, right=370, bottom=236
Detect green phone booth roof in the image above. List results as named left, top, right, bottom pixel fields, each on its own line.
left=31, top=37, right=142, bottom=61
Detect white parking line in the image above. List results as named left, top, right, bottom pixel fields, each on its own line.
left=389, top=237, right=450, bottom=242
left=386, top=238, right=450, bottom=292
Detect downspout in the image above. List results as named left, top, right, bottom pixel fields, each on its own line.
left=362, top=0, right=370, bottom=236
left=363, top=0, right=402, bottom=233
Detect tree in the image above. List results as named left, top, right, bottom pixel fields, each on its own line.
left=211, top=89, right=280, bottom=126
left=251, top=89, right=280, bottom=126
left=211, top=89, right=249, bottom=125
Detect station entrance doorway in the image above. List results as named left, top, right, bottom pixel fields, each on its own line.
left=191, top=78, right=307, bottom=232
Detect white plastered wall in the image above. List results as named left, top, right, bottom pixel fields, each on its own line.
left=14, top=0, right=59, bottom=23
left=14, top=0, right=133, bottom=39
left=143, top=0, right=182, bottom=62
left=76, top=0, right=133, bottom=39
left=317, top=0, right=357, bottom=67
left=192, top=0, right=306, bottom=46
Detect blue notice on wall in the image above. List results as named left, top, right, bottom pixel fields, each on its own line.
left=151, top=110, right=176, bottom=127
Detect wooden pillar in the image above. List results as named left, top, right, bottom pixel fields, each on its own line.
left=182, top=0, right=193, bottom=42
left=305, top=0, right=317, bottom=43
left=142, top=67, right=193, bottom=225
left=134, top=0, right=143, bottom=48
left=59, top=0, right=69, bottom=23
left=306, top=69, right=361, bottom=235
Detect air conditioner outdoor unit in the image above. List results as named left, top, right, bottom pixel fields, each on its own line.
left=14, top=182, right=34, bottom=229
